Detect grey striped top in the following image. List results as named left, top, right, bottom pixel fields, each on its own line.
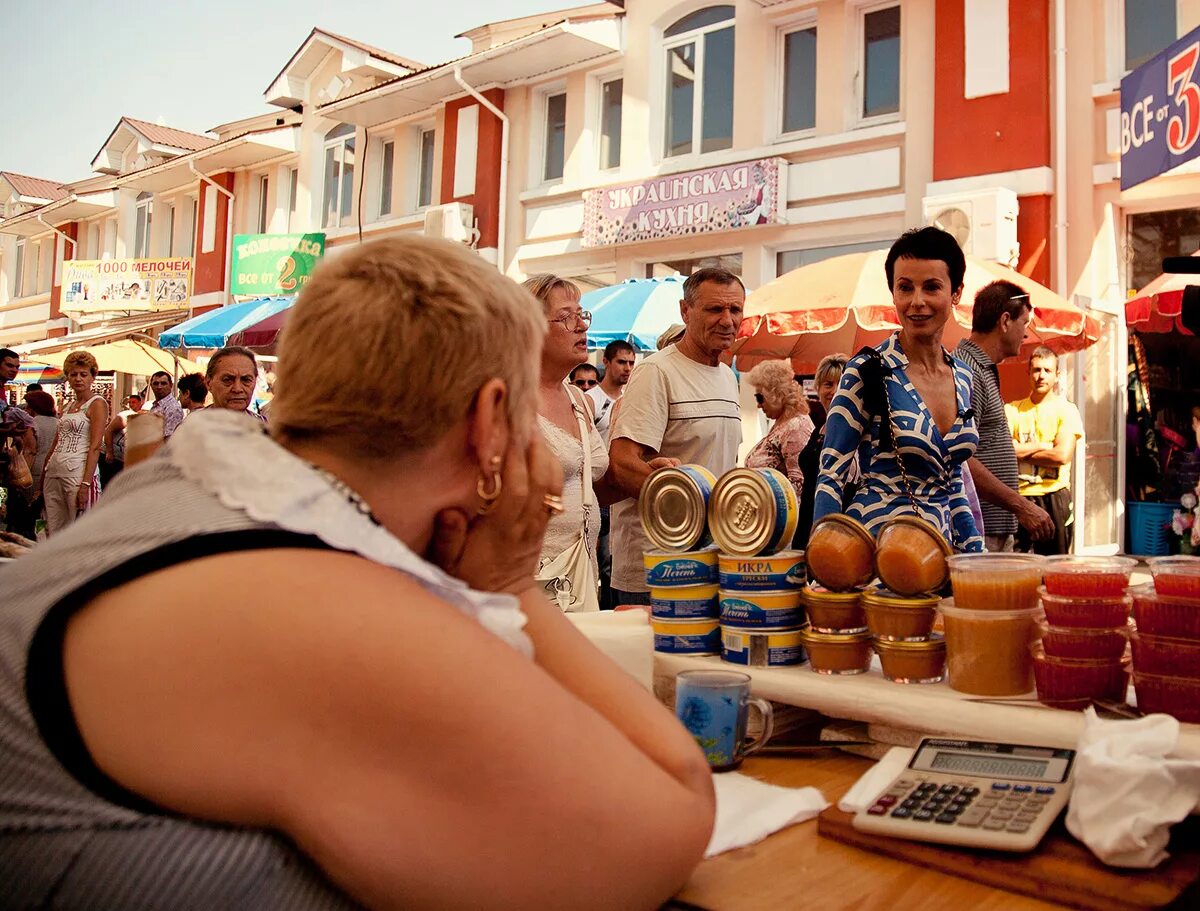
left=954, top=339, right=1020, bottom=536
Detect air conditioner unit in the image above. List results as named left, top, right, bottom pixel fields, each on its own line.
left=922, top=188, right=1019, bottom=266
left=423, top=202, right=476, bottom=244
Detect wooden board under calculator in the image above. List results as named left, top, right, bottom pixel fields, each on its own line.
left=852, top=737, right=1075, bottom=852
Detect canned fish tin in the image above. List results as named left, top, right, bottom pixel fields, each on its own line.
left=640, top=465, right=717, bottom=552
left=720, top=624, right=808, bottom=667
left=652, top=617, right=721, bottom=655
left=719, top=550, right=805, bottom=592
left=719, top=589, right=805, bottom=628
left=650, top=584, right=719, bottom=619
left=644, top=546, right=720, bottom=587
left=708, top=468, right=799, bottom=557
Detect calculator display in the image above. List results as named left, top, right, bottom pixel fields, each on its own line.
left=930, top=751, right=1049, bottom=779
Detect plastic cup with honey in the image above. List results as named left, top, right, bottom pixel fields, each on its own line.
left=946, top=553, right=1045, bottom=611
left=938, top=597, right=1043, bottom=696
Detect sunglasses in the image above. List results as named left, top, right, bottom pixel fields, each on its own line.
left=574, top=378, right=599, bottom=388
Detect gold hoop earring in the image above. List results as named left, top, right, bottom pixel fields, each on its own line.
left=477, top=455, right=503, bottom=515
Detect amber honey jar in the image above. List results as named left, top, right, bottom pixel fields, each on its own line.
left=946, top=553, right=1044, bottom=611
left=874, top=515, right=951, bottom=596
left=874, top=635, right=946, bottom=684
left=802, top=584, right=867, bottom=633
left=861, top=589, right=939, bottom=641
left=807, top=515, right=875, bottom=592
left=939, top=599, right=1042, bottom=696
left=799, top=629, right=873, bottom=675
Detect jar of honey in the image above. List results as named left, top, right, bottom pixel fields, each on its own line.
left=802, top=585, right=867, bottom=633
left=939, top=598, right=1042, bottom=696
left=874, top=635, right=946, bottom=683
left=946, top=553, right=1045, bottom=611
left=861, top=588, right=939, bottom=641
left=799, top=629, right=873, bottom=675
left=874, top=515, right=951, bottom=596
left=807, top=515, right=875, bottom=592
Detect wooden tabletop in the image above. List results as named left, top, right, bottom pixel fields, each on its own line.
left=673, top=752, right=1062, bottom=911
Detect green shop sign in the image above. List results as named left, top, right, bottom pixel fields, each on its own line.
left=230, top=233, right=325, bottom=295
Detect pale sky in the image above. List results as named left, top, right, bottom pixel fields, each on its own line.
left=0, top=0, right=573, bottom=184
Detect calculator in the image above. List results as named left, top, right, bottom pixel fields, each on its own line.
left=851, top=738, right=1076, bottom=852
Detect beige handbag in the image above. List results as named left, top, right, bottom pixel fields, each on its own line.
left=4, top=439, right=32, bottom=490
left=535, top=385, right=600, bottom=613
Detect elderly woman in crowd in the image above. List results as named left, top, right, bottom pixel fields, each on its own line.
left=37, top=349, right=108, bottom=535
left=204, top=345, right=264, bottom=421
left=795, top=354, right=852, bottom=549
left=814, top=226, right=983, bottom=553
left=0, top=236, right=714, bottom=910
left=744, top=359, right=814, bottom=504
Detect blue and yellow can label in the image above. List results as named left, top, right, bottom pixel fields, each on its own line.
left=718, top=550, right=805, bottom=591
left=650, top=583, right=719, bottom=619
left=652, top=617, right=720, bottom=654
left=645, top=547, right=720, bottom=587
left=720, top=624, right=807, bottom=667
left=719, top=589, right=805, bottom=627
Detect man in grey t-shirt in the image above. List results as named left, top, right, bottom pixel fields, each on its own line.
left=954, top=280, right=1053, bottom=552
left=604, top=270, right=743, bottom=605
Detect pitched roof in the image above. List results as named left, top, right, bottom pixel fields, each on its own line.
left=123, top=118, right=216, bottom=151
left=0, top=171, right=69, bottom=202
left=318, top=29, right=424, bottom=71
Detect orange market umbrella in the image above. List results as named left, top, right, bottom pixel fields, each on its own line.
left=733, top=250, right=1101, bottom=372
left=1125, top=250, right=1200, bottom=334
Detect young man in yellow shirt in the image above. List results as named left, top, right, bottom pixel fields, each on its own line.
left=1006, top=346, right=1084, bottom=554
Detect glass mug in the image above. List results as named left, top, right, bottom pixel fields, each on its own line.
left=675, top=670, right=774, bottom=772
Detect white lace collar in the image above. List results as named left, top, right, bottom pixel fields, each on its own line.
left=167, top=410, right=531, bottom=656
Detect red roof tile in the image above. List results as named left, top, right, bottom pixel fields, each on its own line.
left=123, top=118, right=216, bottom=151
left=318, top=29, right=424, bottom=71
left=0, top=171, right=69, bottom=202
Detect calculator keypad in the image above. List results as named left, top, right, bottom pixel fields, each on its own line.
left=867, top=778, right=1053, bottom=833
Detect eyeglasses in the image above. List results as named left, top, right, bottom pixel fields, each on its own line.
left=754, top=393, right=764, bottom=404
left=549, top=310, right=592, bottom=330
left=574, top=378, right=599, bottom=388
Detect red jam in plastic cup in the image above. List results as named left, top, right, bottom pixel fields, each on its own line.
left=1041, top=556, right=1135, bottom=598
left=1146, top=556, right=1200, bottom=600
left=1038, top=587, right=1131, bottom=629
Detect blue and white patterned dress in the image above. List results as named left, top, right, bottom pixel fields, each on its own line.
left=813, top=333, right=984, bottom=553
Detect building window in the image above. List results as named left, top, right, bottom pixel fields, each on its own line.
left=323, top=123, right=356, bottom=229
left=417, top=128, right=436, bottom=209
left=1128, top=208, right=1200, bottom=292
left=134, top=191, right=154, bottom=258
left=166, top=204, right=177, bottom=256
left=13, top=239, right=24, bottom=297
left=286, top=167, right=299, bottom=231
left=379, top=139, right=395, bottom=218
left=862, top=4, right=901, bottom=120
left=256, top=175, right=270, bottom=234
left=781, top=25, right=817, bottom=134
left=1126, top=0, right=1176, bottom=71
left=646, top=252, right=743, bottom=278
left=188, top=199, right=198, bottom=256
left=599, top=77, right=623, bottom=170
left=543, top=92, right=568, bottom=182
left=776, top=240, right=888, bottom=276
left=664, top=6, right=735, bottom=158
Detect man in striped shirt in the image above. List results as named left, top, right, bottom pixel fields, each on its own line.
left=955, top=281, right=1054, bottom=552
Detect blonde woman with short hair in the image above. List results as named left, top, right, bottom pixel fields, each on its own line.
left=745, top=359, right=815, bottom=505
left=1, top=236, right=714, bottom=909
left=38, top=349, right=108, bottom=534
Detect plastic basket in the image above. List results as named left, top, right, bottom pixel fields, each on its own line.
left=1127, top=501, right=1178, bottom=556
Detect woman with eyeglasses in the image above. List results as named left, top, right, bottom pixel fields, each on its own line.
left=524, top=275, right=612, bottom=611
left=744, top=359, right=814, bottom=507
left=793, top=353, right=856, bottom=549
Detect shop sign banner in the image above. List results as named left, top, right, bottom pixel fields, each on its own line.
left=230, top=232, right=325, bottom=295
left=1121, top=24, right=1200, bottom=190
left=61, top=258, right=193, bottom=313
left=582, top=158, right=786, bottom=247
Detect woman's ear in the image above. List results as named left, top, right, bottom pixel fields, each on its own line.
left=467, top=378, right=510, bottom=472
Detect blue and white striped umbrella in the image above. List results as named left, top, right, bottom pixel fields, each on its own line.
left=582, top=276, right=688, bottom=352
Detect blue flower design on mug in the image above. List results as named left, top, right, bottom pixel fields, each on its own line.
left=678, top=696, right=712, bottom=735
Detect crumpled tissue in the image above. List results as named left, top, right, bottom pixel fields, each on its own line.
left=1066, top=708, right=1200, bottom=868
left=705, top=771, right=828, bottom=857
left=837, top=746, right=915, bottom=813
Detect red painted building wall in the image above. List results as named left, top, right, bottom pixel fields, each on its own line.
left=192, top=171, right=234, bottom=314
left=440, top=90, right=504, bottom=251
left=47, top=221, right=79, bottom=334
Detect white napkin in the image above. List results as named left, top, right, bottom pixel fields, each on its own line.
left=564, top=609, right=653, bottom=689
left=704, top=771, right=828, bottom=857
left=1066, top=708, right=1200, bottom=868
left=838, top=746, right=915, bottom=813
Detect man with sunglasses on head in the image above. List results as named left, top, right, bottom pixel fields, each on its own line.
left=954, top=281, right=1054, bottom=552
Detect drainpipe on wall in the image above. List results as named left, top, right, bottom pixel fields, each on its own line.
left=188, top=161, right=235, bottom=307
left=37, top=210, right=78, bottom=257
left=1053, top=0, right=1068, bottom=295
left=454, top=66, right=509, bottom=274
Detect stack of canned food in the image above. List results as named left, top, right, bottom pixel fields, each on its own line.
left=800, top=513, right=952, bottom=682
left=642, top=465, right=809, bottom=667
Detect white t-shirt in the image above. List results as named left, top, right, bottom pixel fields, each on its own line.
left=586, top=384, right=619, bottom=443
left=608, top=346, right=741, bottom=592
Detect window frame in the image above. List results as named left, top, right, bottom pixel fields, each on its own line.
left=322, top=123, right=357, bottom=230
left=166, top=203, right=177, bottom=256
left=415, top=124, right=437, bottom=211
left=662, top=6, right=737, bottom=160
left=1108, top=0, right=1179, bottom=78
left=134, top=192, right=154, bottom=258
left=775, top=12, right=819, bottom=141
left=286, top=167, right=299, bottom=232
left=378, top=138, right=395, bottom=218
left=13, top=238, right=25, bottom=298
left=256, top=174, right=270, bottom=234
left=539, top=87, right=569, bottom=184
left=854, top=0, right=903, bottom=128
left=187, top=197, right=198, bottom=257
left=596, top=72, right=624, bottom=172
